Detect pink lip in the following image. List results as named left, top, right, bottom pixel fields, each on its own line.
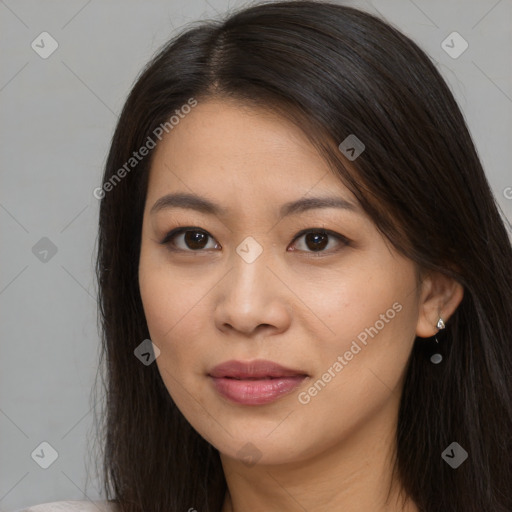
left=208, top=359, right=308, bottom=405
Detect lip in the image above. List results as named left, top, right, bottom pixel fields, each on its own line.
left=208, top=359, right=308, bottom=405
left=209, top=359, right=308, bottom=379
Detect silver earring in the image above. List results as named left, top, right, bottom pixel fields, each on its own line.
left=430, top=317, right=445, bottom=364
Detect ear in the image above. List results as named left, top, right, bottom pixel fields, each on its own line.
left=416, top=270, right=464, bottom=338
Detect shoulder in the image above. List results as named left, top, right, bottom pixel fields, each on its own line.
left=19, top=500, right=116, bottom=512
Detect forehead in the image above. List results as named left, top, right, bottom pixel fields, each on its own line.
left=152, top=99, right=320, bottom=169
left=147, top=99, right=358, bottom=205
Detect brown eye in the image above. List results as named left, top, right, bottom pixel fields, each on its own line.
left=161, top=228, right=220, bottom=251
left=182, top=230, right=209, bottom=250
left=290, top=229, right=349, bottom=254
left=304, top=232, right=329, bottom=251
left=160, top=226, right=350, bottom=254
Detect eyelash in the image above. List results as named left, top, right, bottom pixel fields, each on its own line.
left=159, top=226, right=350, bottom=255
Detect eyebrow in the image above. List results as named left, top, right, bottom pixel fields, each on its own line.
left=150, top=192, right=360, bottom=218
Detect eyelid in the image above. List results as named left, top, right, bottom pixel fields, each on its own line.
left=159, top=226, right=351, bottom=253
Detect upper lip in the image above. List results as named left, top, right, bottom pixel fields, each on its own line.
left=208, top=359, right=308, bottom=379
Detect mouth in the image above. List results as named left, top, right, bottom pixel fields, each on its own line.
left=208, top=358, right=308, bottom=379
left=223, top=376, right=291, bottom=380
left=208, top=359, right=308, bottom=405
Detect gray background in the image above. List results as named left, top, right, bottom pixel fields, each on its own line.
left=1, top=0, right=511, bottom=510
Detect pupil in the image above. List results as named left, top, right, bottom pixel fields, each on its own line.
left=306, top=232, right=328, bottom=251
left=185, top=231, right=207, bottom=250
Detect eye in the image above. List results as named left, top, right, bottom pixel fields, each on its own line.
left=159, top=227, right=350, bottom=254
left=290, top=228, right=350, bottom=254
left=160, top=227, right=220, bottom=252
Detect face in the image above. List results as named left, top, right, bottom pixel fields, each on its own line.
left=138, top=98, right=424, bottom=466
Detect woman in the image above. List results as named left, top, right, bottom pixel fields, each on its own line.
left=23, top=1, right=512, bottom=511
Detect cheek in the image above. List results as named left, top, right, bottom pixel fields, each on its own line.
left=138, top=259, right=197, bottom=366
left=139, top=242, right=194, bottom=334
left=138, top=259, right=224, bottom=399
left=293, top=285, right=417, bottom=450
left=139, top=269, right=205, bottom=412
left=296, top=268, right=401, bottom=346
left=139, top=272, right=174, bottom=340
left=305, top=261, right=419, bottom=379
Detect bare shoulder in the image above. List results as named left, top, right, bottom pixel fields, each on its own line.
left=19, top=500, right=116, bottom=512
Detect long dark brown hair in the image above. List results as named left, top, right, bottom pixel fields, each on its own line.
left=92, top=1, right=512, bottom=511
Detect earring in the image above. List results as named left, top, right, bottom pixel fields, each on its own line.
left=430, top=317, right=445, bottom=364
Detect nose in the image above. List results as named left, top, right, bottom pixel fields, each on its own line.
left=214, top=250, right=292, bottom=338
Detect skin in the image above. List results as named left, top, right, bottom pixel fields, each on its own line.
left=138, top=98, right=464, bottom=512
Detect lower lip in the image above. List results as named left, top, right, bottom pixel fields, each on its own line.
left=210, top=375, right=307, bottom=405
